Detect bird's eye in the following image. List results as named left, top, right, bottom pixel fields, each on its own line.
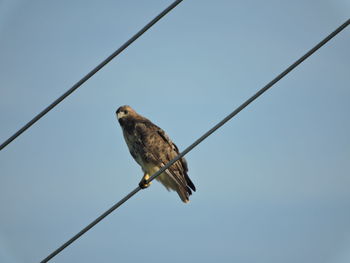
left=124, top=110, right=128, bottom=114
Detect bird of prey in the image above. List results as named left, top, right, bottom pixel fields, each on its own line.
left=116, top=105, right=196, bottom=203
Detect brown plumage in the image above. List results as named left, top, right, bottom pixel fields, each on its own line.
left=116, top=105, right=196, bottom=203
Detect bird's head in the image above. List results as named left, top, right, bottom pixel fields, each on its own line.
left=116, top=105, right=137, bottom=125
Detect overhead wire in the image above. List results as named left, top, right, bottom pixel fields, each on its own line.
left=40, top=18, right=350, bottom=263
left=0, top=0, right=184, bottom=151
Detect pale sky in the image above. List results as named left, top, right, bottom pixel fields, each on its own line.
left=1, top=1, right=350, bottom=262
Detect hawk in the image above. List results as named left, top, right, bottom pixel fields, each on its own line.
left=116, top=105, right=196, bottom=203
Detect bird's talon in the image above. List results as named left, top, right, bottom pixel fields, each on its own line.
left=139, top=180, right=151, bottom=189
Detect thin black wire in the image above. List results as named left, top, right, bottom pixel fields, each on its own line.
left=0, top=0, right=184, bottom=152
left=40, top=18, right=349, bottom=263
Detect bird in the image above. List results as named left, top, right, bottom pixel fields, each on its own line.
left=116, top=105, right=196, bottom=203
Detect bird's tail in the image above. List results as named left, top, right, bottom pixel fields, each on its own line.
left=176, top=187, right=190, bottom=203
left=176, top=177, right=195, bottom=204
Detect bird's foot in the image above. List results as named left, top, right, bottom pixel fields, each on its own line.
left=139, top=174, right=152, bottom=189
left=139, top=179, right=152, bottom=189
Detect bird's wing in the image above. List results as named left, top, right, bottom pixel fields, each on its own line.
left=134, top=121, right=191, bottom=193
left=156, top=127, right=196, bottom=192
left=156, top=128, right=188, bottom=170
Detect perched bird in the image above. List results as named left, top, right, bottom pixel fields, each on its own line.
left=116, top=105, right=196, bottom=203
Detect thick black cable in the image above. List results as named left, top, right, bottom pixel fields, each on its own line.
left=40, top=186, right=141, bottom=263
left=0, top=0, right=184, bottom=151
left=145, top=18, right=350, bottom=183
left=40, top=18, right=349, bottom=262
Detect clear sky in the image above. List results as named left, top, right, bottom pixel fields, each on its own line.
left=0, top=0, right=349, bottom=262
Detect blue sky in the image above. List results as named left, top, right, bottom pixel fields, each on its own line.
left=0, top=0, right=349, bottom=262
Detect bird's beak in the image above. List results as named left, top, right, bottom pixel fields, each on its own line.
left=117, top=111, right=125, bottom=120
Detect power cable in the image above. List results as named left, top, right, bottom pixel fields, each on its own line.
left=40, top=18, right=350, bottom=263
left=0, top=0, right=184, bottom=151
